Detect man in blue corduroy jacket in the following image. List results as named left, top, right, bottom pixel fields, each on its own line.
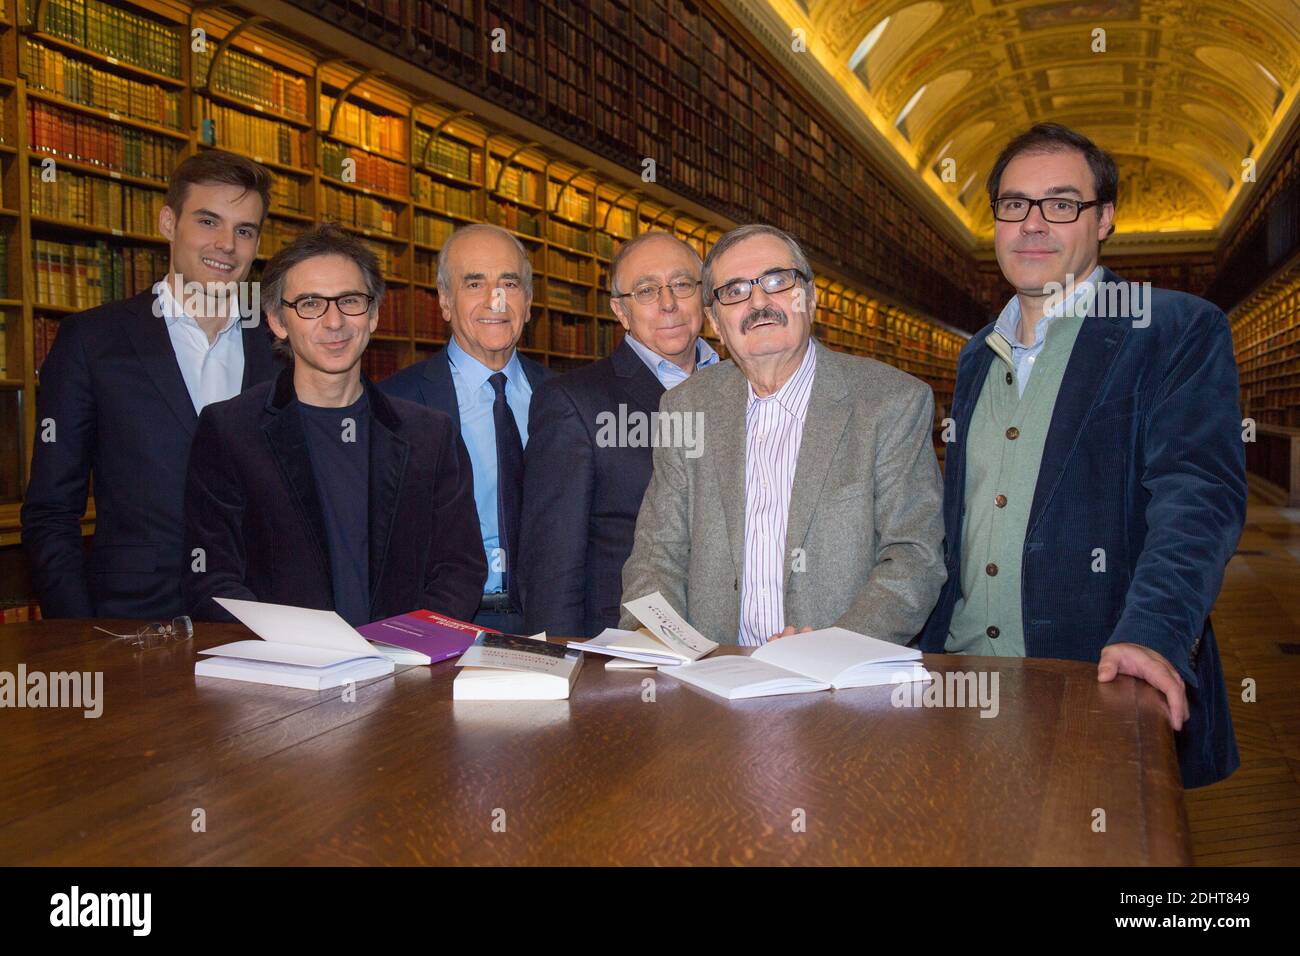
left=920, top=123, right=1244, bottom=788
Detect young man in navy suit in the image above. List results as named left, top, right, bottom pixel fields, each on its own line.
left=183, top=225, right=486, bottom=625
left=380, top=224, right=551, bottom=633
left=518, top=232, right=718, bottom=637
left=920, top=124, right=1245, bottom=787
left=22, top=150, right=282, bottom=620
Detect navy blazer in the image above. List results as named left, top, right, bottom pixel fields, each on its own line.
left=919, top=267, right=1246, bottom=788
left=183, top=367, right=487, bottom=624
left=21, top=289, right=281, bottom=620
left=518, top=338, right=667, bottom=637
left=377, top=343, right=551, bottom=430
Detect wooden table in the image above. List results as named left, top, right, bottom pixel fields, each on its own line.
left=0, top=620, right=1192, bottom=865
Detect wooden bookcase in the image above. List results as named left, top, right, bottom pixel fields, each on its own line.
left=0, top=0, right=968, bottom=544
left=1233, top=269, right=1300, bottom=428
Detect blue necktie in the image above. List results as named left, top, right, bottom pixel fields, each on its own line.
left=489, top=371, right=523, bottom=606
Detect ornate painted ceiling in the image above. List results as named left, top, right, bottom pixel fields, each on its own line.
left=761, top=0, right=1300, bottom=243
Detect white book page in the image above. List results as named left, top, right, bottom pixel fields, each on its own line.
left=214, top=598, right=377, bottom=655
left=666, top=655, right=827, bottom=699
left=199, top=639, right=371, bottom=668
left=568, top=628, right=685, bottom=663
left=752, top=628, right=920, bottom=685
left=622, top=592, right=718, bottom=661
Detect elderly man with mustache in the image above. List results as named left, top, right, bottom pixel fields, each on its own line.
left=619, top=224, right=946, bottom=646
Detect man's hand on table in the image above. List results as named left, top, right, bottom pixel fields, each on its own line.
left=1097, top=642, right=1189, bottom=731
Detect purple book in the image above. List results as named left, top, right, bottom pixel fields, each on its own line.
left=358, top=610, right=495, bottom=665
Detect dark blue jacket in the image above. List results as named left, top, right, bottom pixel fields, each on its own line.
left=183, top=367, right=487, bottom=624
left=21, top=290, right=281, bottom=619
left=919, top=268, right=1245, bottom=788
left=518, top=338, right=666, bottom=638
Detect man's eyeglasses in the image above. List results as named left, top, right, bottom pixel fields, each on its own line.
left=711, top=268, right=809, bottom=306
left=991, top=197, right=1103, bottom=224
left=95, top=616, right=194, bottom=649
left=281, top=293, right=374, bottom=319
left=613, top=278, right=701, bottom=305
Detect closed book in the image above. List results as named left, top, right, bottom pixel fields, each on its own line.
left=357, top=609, right=494, bottom=666
left=453, top=632, right=582, bottom=700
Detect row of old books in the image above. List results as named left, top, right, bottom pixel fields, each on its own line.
left=322, top=141, right=405, bottom=196
left=412, top=172, right=475, bottom=216
left=489, top=160, right=543, bottom=206
left=192, top=45, right=308, bottom=119
left=486, top=199, right=542, bottom=238
left=29, top=0, right=182, bottom=77
left=320, top=93, right=405, bottom=157
left=547, top=180, right=592, bottom=224
left=550, top=313, right=593, bottom=356
left=32, top=238, right=167, bottom=309
left=413, top=213, right=454, bottom=249
left=370, top=289, right=446, bottom=339
left=28, top=101, right=183, bottom=181
left=413, top=129, right=480, bottom=181
left=198, top=103, right=310, bottom=167
left=548, top=250, right=595, bottom=284
left=548, top=219, right=591, bottom=253
left=29, top=163, right=164, bottom=234
left=322, top=186, right=399, bottom=236
left=23, top=38, right=182, bottom=129
left=361, top=345, right=401, bottom=382
left=545, top=281, right=589, bottom=312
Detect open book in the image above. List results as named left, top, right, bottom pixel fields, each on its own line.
left=664, top=628, right=929, bottom=700
left=567, top=591, right=719, bottom=666
left=195, top=598, right=395, bottom=690
left=453, top=632, right=583, bottom=700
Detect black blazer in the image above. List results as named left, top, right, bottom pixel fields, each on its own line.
left=183, top=367, right=487, bottom=624
left=21, top=289, right=281, bottom=620
left=377, top=342, right=552, bottom=429
left=518, top=339, right=667, bottom=638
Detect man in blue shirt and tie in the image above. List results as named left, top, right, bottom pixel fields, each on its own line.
left=381, top=224, right=551, bottom=633
left=519, top=232, right=719, bottom=637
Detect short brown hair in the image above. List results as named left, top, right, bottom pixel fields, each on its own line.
left=165, top=149, right=273, bottom=221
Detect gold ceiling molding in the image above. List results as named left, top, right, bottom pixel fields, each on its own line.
left=759, top=0, right=1300, bottom=245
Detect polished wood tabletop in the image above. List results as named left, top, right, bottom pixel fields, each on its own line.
left=0, top=619, right=1191, bottom=865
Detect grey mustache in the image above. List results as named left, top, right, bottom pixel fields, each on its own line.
left=741, top=307, right=787, bottom=333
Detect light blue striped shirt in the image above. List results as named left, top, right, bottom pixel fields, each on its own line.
left=993, top=265, right=1102, bottom=397
left=624, top=334, right=719, bottom=390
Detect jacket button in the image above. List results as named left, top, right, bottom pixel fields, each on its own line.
left=986, top=625, right=1000, bottom=639
left=1005, top=371, right=1013, bottom=385
left=1006, top=426, right=1020, bottom=440
left=994, top=494, right=1007, bottom=508
left=986, top=563, right=999, bottom=576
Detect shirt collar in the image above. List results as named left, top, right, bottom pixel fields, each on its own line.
left=155, top=278, right=241, bottom=335
left=992, top=264, right=1103, bottom=350
left=447, top=334, right=525, bottom=392
left=746, top=339, right=817, bottom=420
left=625, top=333, right=719, bottom=377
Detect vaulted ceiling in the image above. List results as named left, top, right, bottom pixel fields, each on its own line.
left=763, top=0, right=1300, bottom=244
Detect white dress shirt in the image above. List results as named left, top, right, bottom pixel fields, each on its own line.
left=156, top=279, right=245, bottom=413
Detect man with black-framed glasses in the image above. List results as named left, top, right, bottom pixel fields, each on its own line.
left=619, top=223, right=946, bottom=647
left=919, top=123, right=1244, bottom=788
left=519, top=231, right=718, bottom=637
left=182, top=224, right=486, bottom=625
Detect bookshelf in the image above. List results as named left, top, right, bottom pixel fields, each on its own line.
left=1233, top=268, right=1300, bottom=428
left=0, top=0, right=968, bottom=545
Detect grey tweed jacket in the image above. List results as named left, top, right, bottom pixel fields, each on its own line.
left=619, top=338, right=946, bottom=645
